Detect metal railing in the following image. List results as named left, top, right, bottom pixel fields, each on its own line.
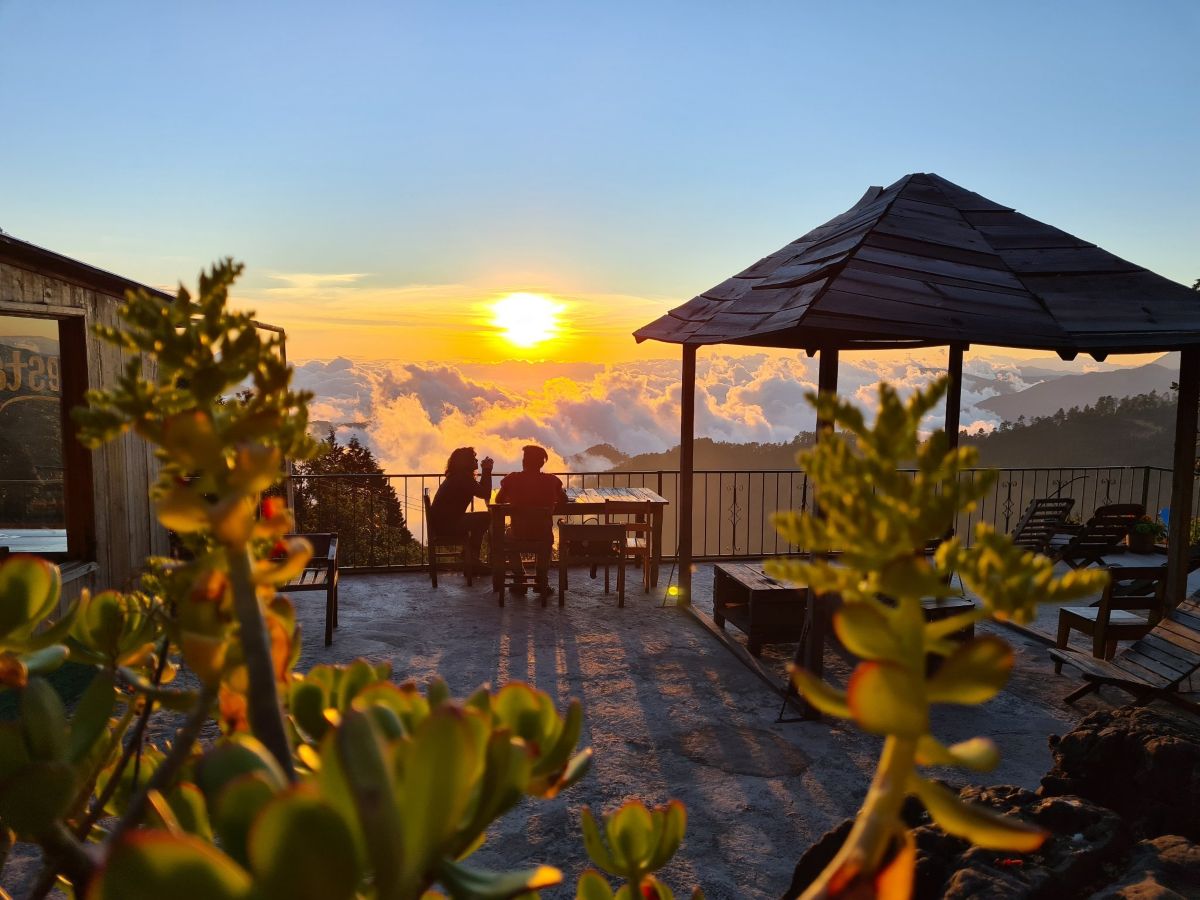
left=286, top=465, right=1200, bottom=572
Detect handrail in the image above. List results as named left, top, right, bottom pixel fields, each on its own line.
left=283, top=464, right=1198, bottom=572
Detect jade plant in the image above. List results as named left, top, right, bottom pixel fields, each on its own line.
left=0, top=261, right=634, bottom=899
left=577, top=800, right=697, bottom=900
left=768, top=380, right=1109, bottom=899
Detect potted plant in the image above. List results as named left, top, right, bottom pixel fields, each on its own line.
left=1128, top=515, right=1166, bottom=553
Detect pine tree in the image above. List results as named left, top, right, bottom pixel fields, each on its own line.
left=291, top=431, right=420, bottom=566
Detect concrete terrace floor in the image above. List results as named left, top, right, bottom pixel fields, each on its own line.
left=289, top=561, right=1147, bottom=900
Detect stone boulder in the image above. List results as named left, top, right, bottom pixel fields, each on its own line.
left=1040, top=702, right=1200, bottom=842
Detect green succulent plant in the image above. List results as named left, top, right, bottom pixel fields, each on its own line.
left=577, top=800, right=700, bottom=900
left=768, top=380, right=1108, bottom=899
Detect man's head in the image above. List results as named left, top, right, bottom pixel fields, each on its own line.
left=521, top=445, right=549, bottom=472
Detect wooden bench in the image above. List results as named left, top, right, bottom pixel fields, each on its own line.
left=713, top=563, right=808, bottom=657
left=276, top=533, right=339, bottom=646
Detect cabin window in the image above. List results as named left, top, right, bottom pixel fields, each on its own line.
left=0, top=314, right=68, bottom=556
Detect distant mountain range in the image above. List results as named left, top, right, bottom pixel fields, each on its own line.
left=977, top=362, right=1176, bottom=422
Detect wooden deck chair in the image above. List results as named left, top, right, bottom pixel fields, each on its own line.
left=1049, top=596, right=1200, bottom=710
left=1010, top=497, right=1075, bottom=554
left=276, top=533, right=339, bottom=646
left=1047, top=503, right=1145, bottom=568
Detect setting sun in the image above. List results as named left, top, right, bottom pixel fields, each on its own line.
left=493, top=292, right=559, bottom=348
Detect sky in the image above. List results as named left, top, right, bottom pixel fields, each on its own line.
left=1, top=1, right=1197, bottom=367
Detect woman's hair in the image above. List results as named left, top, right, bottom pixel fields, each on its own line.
left=445, top=446, right=476, bottom=476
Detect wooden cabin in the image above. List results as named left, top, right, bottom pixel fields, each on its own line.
left=1, top=233, right=173, bottom=607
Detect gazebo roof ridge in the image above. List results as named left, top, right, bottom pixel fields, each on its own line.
left=634, top=173, right=1200, bottom=354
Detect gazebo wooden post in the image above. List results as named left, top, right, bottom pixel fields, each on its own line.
left=1166, top=347, right=1200, bottom=607
left=815, top=348, right=839, bottom=436
left=945, top=343, right=964, bottom=449
left=677, top=344, right=697, bottom=606
left=800, top=348, right=839, bottom=720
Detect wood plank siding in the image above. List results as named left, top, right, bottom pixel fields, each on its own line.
left=1, top=234, right=172, bottom=592
left=634, top=173, right=1200, bottom=354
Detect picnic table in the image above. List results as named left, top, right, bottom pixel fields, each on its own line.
left=488, top=486, right=669, bottom=587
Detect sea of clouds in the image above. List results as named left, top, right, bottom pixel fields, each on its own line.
left=291, top=353, right=1049, bottom=475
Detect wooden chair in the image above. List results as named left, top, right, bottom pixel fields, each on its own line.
left=423, top=490, right=475, bottom=588
left=1054, top=565, right=1168, bottom=664
left=276, top=533, right=339, bottom=646
left=1010, top=497, right=1075, bottom=554
left=1048, top=503, right=1145, bottom=568
left=558, top=523, right=627, bottom=608
left=605, top=513, right=652, bottom=593
left=490, top=504, right=555, bottom=607
left=1050, top=596, right=1200, bottom=709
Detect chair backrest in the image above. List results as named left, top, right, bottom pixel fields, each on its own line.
left=1011, top=497, right=1075, bottom=551
left=491, top=504, right=555, bottom=545
left=559, top=523, right=625, bottom=563
left=1121, top=596, right=1200, bottom=685
left=1061, top=503, right=1145, bottom=556
left=283, top=532, right=336, bottom=562
left=1102, top=564, right=1168, bottom=624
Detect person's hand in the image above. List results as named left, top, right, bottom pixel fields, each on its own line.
left=480, top=456, right=494, bottom=472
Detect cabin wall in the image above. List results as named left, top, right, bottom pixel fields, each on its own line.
left=0, top=259, right=168, bottom=593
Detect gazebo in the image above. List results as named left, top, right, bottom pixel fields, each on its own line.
left=635, top=173, right=1200, bottom=609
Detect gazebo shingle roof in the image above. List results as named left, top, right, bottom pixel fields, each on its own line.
left=634, top=173, right=1200, bottom=354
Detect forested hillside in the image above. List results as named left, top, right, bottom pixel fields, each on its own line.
left=600, top=393, right=1178, bottom=472
left=611, top=433, right=817, bottom=471
left=962, top=391, right=1176, bottom=468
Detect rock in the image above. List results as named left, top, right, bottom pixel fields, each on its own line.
left=1090, top=835, right=1200, bottom=899
left=1040, top=703, right=1200, bottom=842
left=787, top=787, right=1130, bottom=899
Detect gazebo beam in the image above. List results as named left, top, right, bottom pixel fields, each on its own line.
left=677, top=344, right=697, bottom=606
left=1167, top=348, right=1199, bottom=607
left=945, top=343, right=964, bottom=449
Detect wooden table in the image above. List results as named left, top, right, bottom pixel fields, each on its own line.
left=489, top=486, right=669, bottom=587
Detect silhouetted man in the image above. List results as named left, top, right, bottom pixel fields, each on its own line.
left=495, top=445, right=566, bottom=596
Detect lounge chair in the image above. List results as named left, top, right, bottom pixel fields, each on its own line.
left=1047, top=503, right=1145, bottom=568
left=1049, top=596, right=1200, bottom=709
left=1010, top=497, right=1075, bottom=554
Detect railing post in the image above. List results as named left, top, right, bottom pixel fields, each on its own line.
left=1141, top=465, right=1152, bottom=512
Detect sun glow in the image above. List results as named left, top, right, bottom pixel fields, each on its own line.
left=493, top=292, right=559, bottom=348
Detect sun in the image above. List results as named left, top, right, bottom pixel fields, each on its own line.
left=493, top=292, right=559, bottom=348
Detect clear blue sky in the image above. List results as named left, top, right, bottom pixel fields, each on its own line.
left=1, top=1, right=1197, bottom=359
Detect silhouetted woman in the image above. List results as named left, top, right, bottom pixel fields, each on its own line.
left=429, top=446, right=492, bottom=569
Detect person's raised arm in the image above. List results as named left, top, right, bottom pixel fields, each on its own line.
left=475, top=456, right=494, bottom=501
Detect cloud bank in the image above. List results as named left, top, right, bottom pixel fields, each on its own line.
left=291, top=352, right=1054, bottom=474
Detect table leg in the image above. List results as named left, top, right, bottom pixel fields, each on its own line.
left=798, top=592, right=830, bottom=720
left=490, top=511, right=503, bottom=600
left=651, top=505, right=663, bottom=588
